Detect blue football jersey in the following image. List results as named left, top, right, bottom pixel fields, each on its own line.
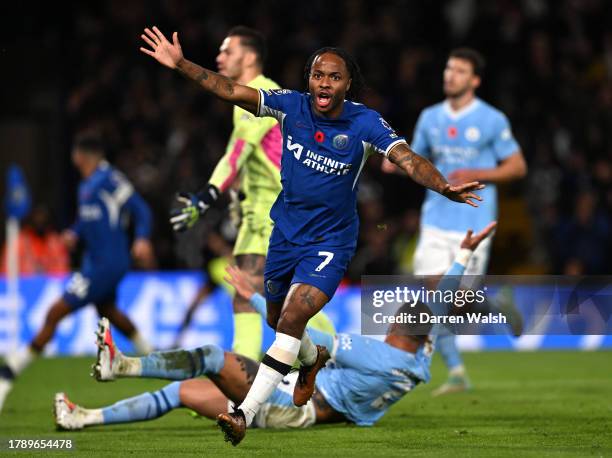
left=71, top=161, right=151, bottom=274
left=257, top=89, right=406, bottom=247
left=412, top=98, right=520, bottom=232
left=315, top=333, right=433, bottom=426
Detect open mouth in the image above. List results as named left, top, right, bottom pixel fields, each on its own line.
left=316, top=92, right=332, bottom=108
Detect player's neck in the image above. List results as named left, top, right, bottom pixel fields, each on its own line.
left=237, top=68, right=261, bottom=85
left=447, top=92, right=476, bottom=112
left=81, top=160, right=100, bottom=178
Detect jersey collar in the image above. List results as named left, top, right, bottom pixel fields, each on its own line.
left=442, top=97, right=480, bottom=121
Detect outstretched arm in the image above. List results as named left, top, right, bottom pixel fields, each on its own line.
left=140, top=26, right=259, bottom=113
left=448, top=151, right=527, bottom=185
left=388, top=143, right=485, bottom=207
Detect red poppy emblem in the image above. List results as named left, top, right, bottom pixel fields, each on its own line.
left=447, top=126, right=458, bottom=138
left=314, top=131, right=325, bottom=143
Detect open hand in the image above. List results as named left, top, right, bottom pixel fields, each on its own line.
left=224, top=265, right=256, bottom=300
left=140, top=26, right=183, bottom=69
left=442, top=182, right=485, bottom=207
left=460, top=221, right=497, bottom=251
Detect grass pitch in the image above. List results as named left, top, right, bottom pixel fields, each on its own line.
left=1, top=351, right=611, bottom=457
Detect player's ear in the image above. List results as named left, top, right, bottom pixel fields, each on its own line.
left=244, top=50, right=257, bottom=68
left=472, top=75, right=481, bottom=90
left=346, top=78, right=352, bottom=93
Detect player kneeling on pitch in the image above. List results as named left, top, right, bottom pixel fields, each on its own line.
left=54, top=223, right=496, bottom=437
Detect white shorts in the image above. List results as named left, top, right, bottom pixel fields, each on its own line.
left=413, top=225, right=492, bottom=276
left=229, top=372, right=316, bottom=429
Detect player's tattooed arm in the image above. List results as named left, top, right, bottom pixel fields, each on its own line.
left=139, top=26, right=259, bottom=114
left=388, top=143, right=485, bottom=207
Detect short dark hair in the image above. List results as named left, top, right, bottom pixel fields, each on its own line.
left=449, top=47, right=486, bottom=77
left=73, top=132, right=105, bottom=156
left=389, top=302, right=433, bottom=343
left=303, top=47, right=365, bottom=101
left=227, top=26, right=267, bottom=67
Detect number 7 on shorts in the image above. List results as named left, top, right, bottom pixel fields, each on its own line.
left=315, top=251, right=334, bottom=272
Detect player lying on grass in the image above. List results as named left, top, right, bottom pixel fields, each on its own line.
left=54, top=223, right=496, bottom=438
left=140, top=26, right=484, bottom=445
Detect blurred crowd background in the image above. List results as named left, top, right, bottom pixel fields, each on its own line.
left=1, top=0, right=611, bottom=277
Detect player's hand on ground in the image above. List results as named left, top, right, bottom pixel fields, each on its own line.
left=140, top=26, right=183, bottom=69
left=169, top=192, right=209, bottom=232
left=448, top=168, right=483, bottom=185
left=460, top=221, right=497, bottom=251
left=442, top=182, right=485, bottom=207
left=224, top=265, right=256, bottom=300
left=131, top=238, right=155, bottom=268
left=61, top=229, right=78, bottom=250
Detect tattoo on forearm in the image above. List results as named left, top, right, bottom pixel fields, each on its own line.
left=195, top=70, right=208, bottom=83
left=176, top=59, right=235, bottom=97
left=390, top=148, right=448, bottom=194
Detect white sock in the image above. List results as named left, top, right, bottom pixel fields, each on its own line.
left=238, top=333, right=300, bottom=425
left=115, top=355, right=142, bottom=377
left=298, top=331, right=317, bottom=366
left=5, top=347, right=36, bottom=376
left=449, top=364, right=466, bottom=378
left=130, top=332, right=153, bottom=355
left=80, top=407, right=104, bottom=426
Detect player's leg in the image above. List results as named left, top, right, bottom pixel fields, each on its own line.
left=0, top=297, right=73, bottom=410
left=413, top=227, right=469, bottom=395
left=54, top=381, right=185, bottom=430
left=92, top=317, right=225, bottom=381
left=97, top=302, right=152, bottom=354
left=230, top=206, right=272, bottom=360
left=233, top=245, right=347, bottom=421
left=231, top=254, right=266, bottom=360
left=62, top=359, right=255, bottom=430
left=431, top=231, right=493, bottom=396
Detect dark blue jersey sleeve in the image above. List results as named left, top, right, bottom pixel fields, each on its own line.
left=256, top=88, right=301, bottom=123
left=365, top=112, right=408, bottom=157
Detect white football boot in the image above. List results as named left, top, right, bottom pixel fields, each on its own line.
left=54, top=392, right=85, bottom=430
left=92, top=317, right=121, bottom=381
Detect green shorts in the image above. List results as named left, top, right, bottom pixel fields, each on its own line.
left=233, top=201, right=275, bottom=257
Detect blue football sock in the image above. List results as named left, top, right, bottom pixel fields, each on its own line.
left=437, top=334, right=464, bottom=371
left=139, top=344, right=225, bottom=380
left=101, top=382, right=181, bottom=424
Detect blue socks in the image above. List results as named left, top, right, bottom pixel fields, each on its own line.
left=437, top=334, right=463, bottom=371
left=101, top=382, right=181, bottom=424
left=139, top=344, right=225, bottom=380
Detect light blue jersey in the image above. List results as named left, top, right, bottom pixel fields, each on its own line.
left=412, top=98, right=519, bottom=232
left=314, top=333, right=432, bottom=426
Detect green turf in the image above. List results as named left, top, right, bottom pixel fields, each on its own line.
left=1, top=351, right=611, bottom=457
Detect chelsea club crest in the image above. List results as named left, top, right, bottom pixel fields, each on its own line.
left=333, top=134, right=349, bottom=150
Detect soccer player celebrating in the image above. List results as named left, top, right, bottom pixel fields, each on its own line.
left=140, top=26, right=483, bottom=445
left=54, top=223, right=496, bottom=435
left=385, top=48, right=527, bottom=395
left=0, top=134, right=154, bottom=411
left=171, top=26, right=287, bottom=359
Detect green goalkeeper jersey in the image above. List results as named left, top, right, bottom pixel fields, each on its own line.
left=208, top=74, right=282, bottom=208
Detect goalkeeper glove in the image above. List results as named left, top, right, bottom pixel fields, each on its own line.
left=169, top=184, right=220, bottom=232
